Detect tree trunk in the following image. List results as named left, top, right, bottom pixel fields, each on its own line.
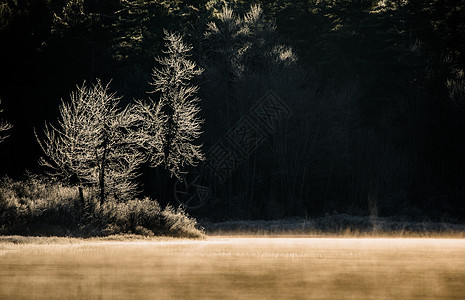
left=166, top=176, right=177, bottom=207
left=164, top=102, right=174, bottom=168
left=78, top=186, right=84, bottom=205
left=99, top=163, right=105, bottom=206
left=99, top=145, right=108, bottom=206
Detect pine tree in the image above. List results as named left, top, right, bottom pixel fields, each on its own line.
left=142, top=30, right=205, bottom=178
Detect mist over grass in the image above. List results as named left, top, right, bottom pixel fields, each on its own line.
left=1, top=237, right=465, bottom=299
left=0, top=175, right=204, bottom=239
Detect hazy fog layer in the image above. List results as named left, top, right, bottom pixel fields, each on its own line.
left=1, top=237, right=464, bottom=299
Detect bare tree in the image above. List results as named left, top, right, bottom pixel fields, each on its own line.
left=0, top=99, right=13, bottom=144
left=143, top=30, right=205, bottom=178
left=36, top=80, right=145, bottom=204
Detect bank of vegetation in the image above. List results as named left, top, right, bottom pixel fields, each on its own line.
left=0, top=175, right=204, bottom=238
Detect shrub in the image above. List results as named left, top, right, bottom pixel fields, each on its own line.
left=94, top=199, right=204, bottom=238
left=0, top=175, right=83, bottom=235
left=0, top=175, right=204, bottom=238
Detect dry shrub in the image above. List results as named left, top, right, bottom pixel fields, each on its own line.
left=0, top=175, right=204, bottom=238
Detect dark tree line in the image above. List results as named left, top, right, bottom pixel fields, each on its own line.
left=1, top=0, right=464, bottom=221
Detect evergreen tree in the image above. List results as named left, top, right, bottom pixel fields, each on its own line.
left=142, top=30, right=205, bottom=178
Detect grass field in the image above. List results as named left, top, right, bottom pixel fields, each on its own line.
left=1, top=236, right=464, bottom=299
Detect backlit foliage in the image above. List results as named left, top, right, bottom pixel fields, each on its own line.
left=36, top=80, right=145, bottom=203
left=0, top=175, right=204, bottom=238
left=144, top=30, right=205, bottom=178
left=204, top=4, right=296, bottom=80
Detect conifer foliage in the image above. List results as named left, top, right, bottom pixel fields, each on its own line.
left=36, top=80, right=145, bottom=204
left=35, top=31, right=206, bottom=206
left=144, top=30, right=205, bottom=178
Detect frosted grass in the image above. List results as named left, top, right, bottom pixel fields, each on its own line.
left=1, top=237, right=464, bottom=299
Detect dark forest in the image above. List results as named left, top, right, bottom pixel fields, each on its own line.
left=1, top=0, right=465, bottom=227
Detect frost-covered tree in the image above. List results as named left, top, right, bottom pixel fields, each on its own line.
left=131, top=99, right=165, bottom=169
left=36, top=80, right=145, bottom=204
left=143, top=30, right=205, bottom=178
left=0, top=99, right=12, bottom=144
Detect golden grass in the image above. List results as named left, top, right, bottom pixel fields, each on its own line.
left=1, top=236, right=464, bottom=299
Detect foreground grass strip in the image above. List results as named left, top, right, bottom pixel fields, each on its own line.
left=1, top=237, right=464, bottom=299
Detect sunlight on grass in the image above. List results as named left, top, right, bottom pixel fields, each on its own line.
left=1, top=237, right=464, bottom=299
